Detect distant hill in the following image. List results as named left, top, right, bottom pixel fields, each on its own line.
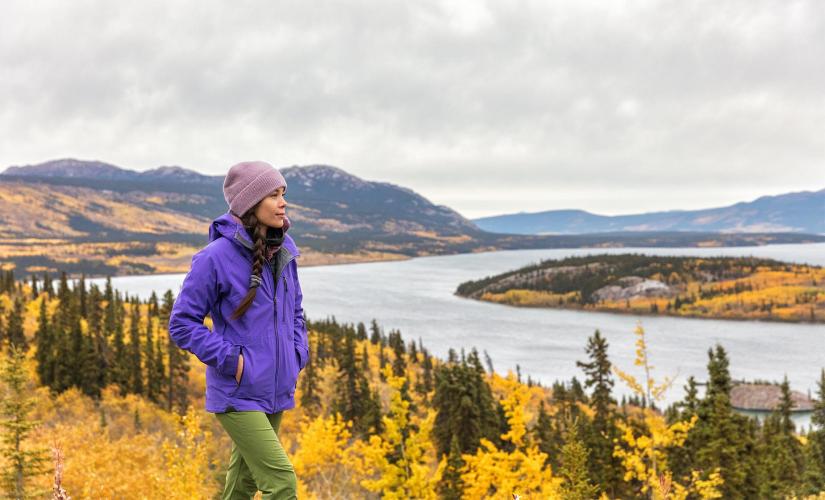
left=472, top=189, right=825, bottom=235
left=1, top=158, right=823, bottom=276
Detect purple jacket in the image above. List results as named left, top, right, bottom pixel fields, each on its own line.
left=169, top=213, right=309, bottom=414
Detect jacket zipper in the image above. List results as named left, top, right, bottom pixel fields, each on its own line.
left=270, top=254, right=295, bottom=400
left=282, top=275, right=288, bottom=319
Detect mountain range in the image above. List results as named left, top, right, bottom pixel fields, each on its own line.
left=1, top=158, right=822, bottom=276
left=472, top=189, right=825, bottom=235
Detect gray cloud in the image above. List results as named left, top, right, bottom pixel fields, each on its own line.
left=1, top=0, right=823, bottom=217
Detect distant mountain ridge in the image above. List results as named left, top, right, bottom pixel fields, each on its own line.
left=1, top=158, right=823, bottom=276
left=3, top=158, right=222, bottom=183
left=473, top=189, right=825, bottom=235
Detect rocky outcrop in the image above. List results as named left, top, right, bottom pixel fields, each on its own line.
left=591, top=276, right=675, bottom=302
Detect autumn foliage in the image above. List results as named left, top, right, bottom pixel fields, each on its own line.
left=0, top=271, right=823, bottom=498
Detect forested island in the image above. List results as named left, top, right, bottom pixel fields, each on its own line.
left=456, top=253, right=825, bottom=323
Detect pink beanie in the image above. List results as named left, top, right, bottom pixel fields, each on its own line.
left=223, top=161, right=287, bottom=216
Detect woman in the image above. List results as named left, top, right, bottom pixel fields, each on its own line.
left=169, top=160, right=308, bottom=499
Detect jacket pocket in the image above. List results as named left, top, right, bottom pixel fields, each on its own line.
left=275, top=336, right=299, bottom=397
left=232, top=344, right=275, bottom=400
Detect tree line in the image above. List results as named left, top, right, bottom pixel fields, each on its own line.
left=1, top=268, right=824, bottom=497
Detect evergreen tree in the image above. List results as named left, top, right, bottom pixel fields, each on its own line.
left=558, top=424, right=599, bottom=500
left=86, top=284, right=109, bottom=396
left=300, top=340, right=321, bottom=414
left=415, top=348, right=434, bottom=398
left=332, top=329, right=374, bottom=435
left=143, top=316, right=161, bottom=403
left=356, top=321, right=367, bottom=341
left=0, top=345, right=48, bottom=499
left=110, top=292, right=128, bottom=393
left=147, top=291, right=159, bottom=318
left=0, top=301, right=5, bottom=346
left=691, top=345, right=759, bottom=499
left=533, top=400, right=563, bottom=470
left=6, top=298, right=27, bottom=352
left=41, top=272, right=53, bottom=297
left=160, top=289, right=188, bottom=413
left=483, top=349, right=494, bottom=374
left=29, top=275, right=38, bottom=300
left=388, top=330, right=406, bottom=377
left=803, top=369, right=825, bottom=493
left=369, top=319, right=381, bottom=345
left=34, top=297, right=54, bottom=388
left=759, top=376, right=804, bottom=498
left=575, top=329, right=619, bottom=496
left=432, top=353, right=499, bottom=458
left=152, top=333, right=166, bottom=403
left=436, top=435, right=464, bottom=500
left=77, top=274, right=87, bottom=318
left=166, top=333, right=190, bottom=415
left=128, top=298, right=144, bottom=395
left=378, top=335, right=387, bottom=381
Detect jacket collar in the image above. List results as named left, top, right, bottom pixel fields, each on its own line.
left=209, top=212, right=300, bottom=257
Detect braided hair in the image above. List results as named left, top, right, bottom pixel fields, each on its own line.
left=230, top=210, right=267, bottom=320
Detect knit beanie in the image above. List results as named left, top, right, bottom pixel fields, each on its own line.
left=223, top=161, right=287, bottom=217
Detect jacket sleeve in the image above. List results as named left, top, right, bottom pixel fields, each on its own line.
left=168, top=249, right=241, bottom=378
left=292, top=263, right=309, bottom=371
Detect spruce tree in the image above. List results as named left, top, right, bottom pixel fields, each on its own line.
left=86, top=284, right=109, bottom=396
left=34, top=297, right=53, bottom=388
left=0, top=301, right=5, bottom=346
left=160, top=289, right=189, bottom=413
left=6, top=298, right=27, bottom=352
left=558, top=424, right=599, bottom=500
left=128, top=298, right=144, bottom=395
left=759, top=376, right=804, bottom=498
left=369, top=319, right=381, bottom=345
left=143, top=316, right=161, bottom=403
left=803, top=369, right=825, bottom=493
left=41, top=272, right=53, bottom=297
left=333, top=329, right=374, bottom=435
left=77, top=274, right=87, bottom=319
left=300, top=340, right=321, bottom=414
left=432, top=353, right=498, bottom=458
left=692, top=345, right=759, bottom=499
left=378, top=335, right=387, bottom=381
left=110, top=293, right=128, bottom=393
left=436, top=435, right=464, bottom=500
left=533, top=400, right=563, bottom=469
left=0, top=345, right=48, bottom=499
left=388, top=330, right=406, bottom=377
left=356, top=321, right=367, bottom=341
left=575, top=329, right=618, bottom=496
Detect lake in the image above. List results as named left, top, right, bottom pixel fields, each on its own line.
left=94, top=242, right=825, bottom=426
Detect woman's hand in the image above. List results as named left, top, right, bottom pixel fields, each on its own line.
left=235, top=354, right=244, bottom=384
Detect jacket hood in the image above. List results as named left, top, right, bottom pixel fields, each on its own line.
left=208, top=212, right=299, bottom=256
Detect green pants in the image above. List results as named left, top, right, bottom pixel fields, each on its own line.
left=215, top=411, right=298, bottom=500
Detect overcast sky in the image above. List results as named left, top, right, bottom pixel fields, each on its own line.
left=2, top=1, right=823, bottom=218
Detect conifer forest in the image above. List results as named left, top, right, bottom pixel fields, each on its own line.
left=0, top=269, right=823, bottom=499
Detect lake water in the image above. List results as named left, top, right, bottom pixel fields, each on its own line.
left=95, top=242, right=825, bottom=427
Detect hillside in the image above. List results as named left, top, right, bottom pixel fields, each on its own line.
left=473, top=188, right=825, bottom=235
left=455, top=253, right=825, bottom=322
left=1, top=158, right=823, bottom=276
left=1, top=275, right=824, bottom=498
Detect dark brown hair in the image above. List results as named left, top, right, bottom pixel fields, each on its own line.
left=230, top=209, right=266, bottom=320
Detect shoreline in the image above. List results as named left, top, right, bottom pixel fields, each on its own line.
left=455, top=293, right=824, bottom=325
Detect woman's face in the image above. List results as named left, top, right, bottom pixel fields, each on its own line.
left=254, top=187, right=287, bottom=228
